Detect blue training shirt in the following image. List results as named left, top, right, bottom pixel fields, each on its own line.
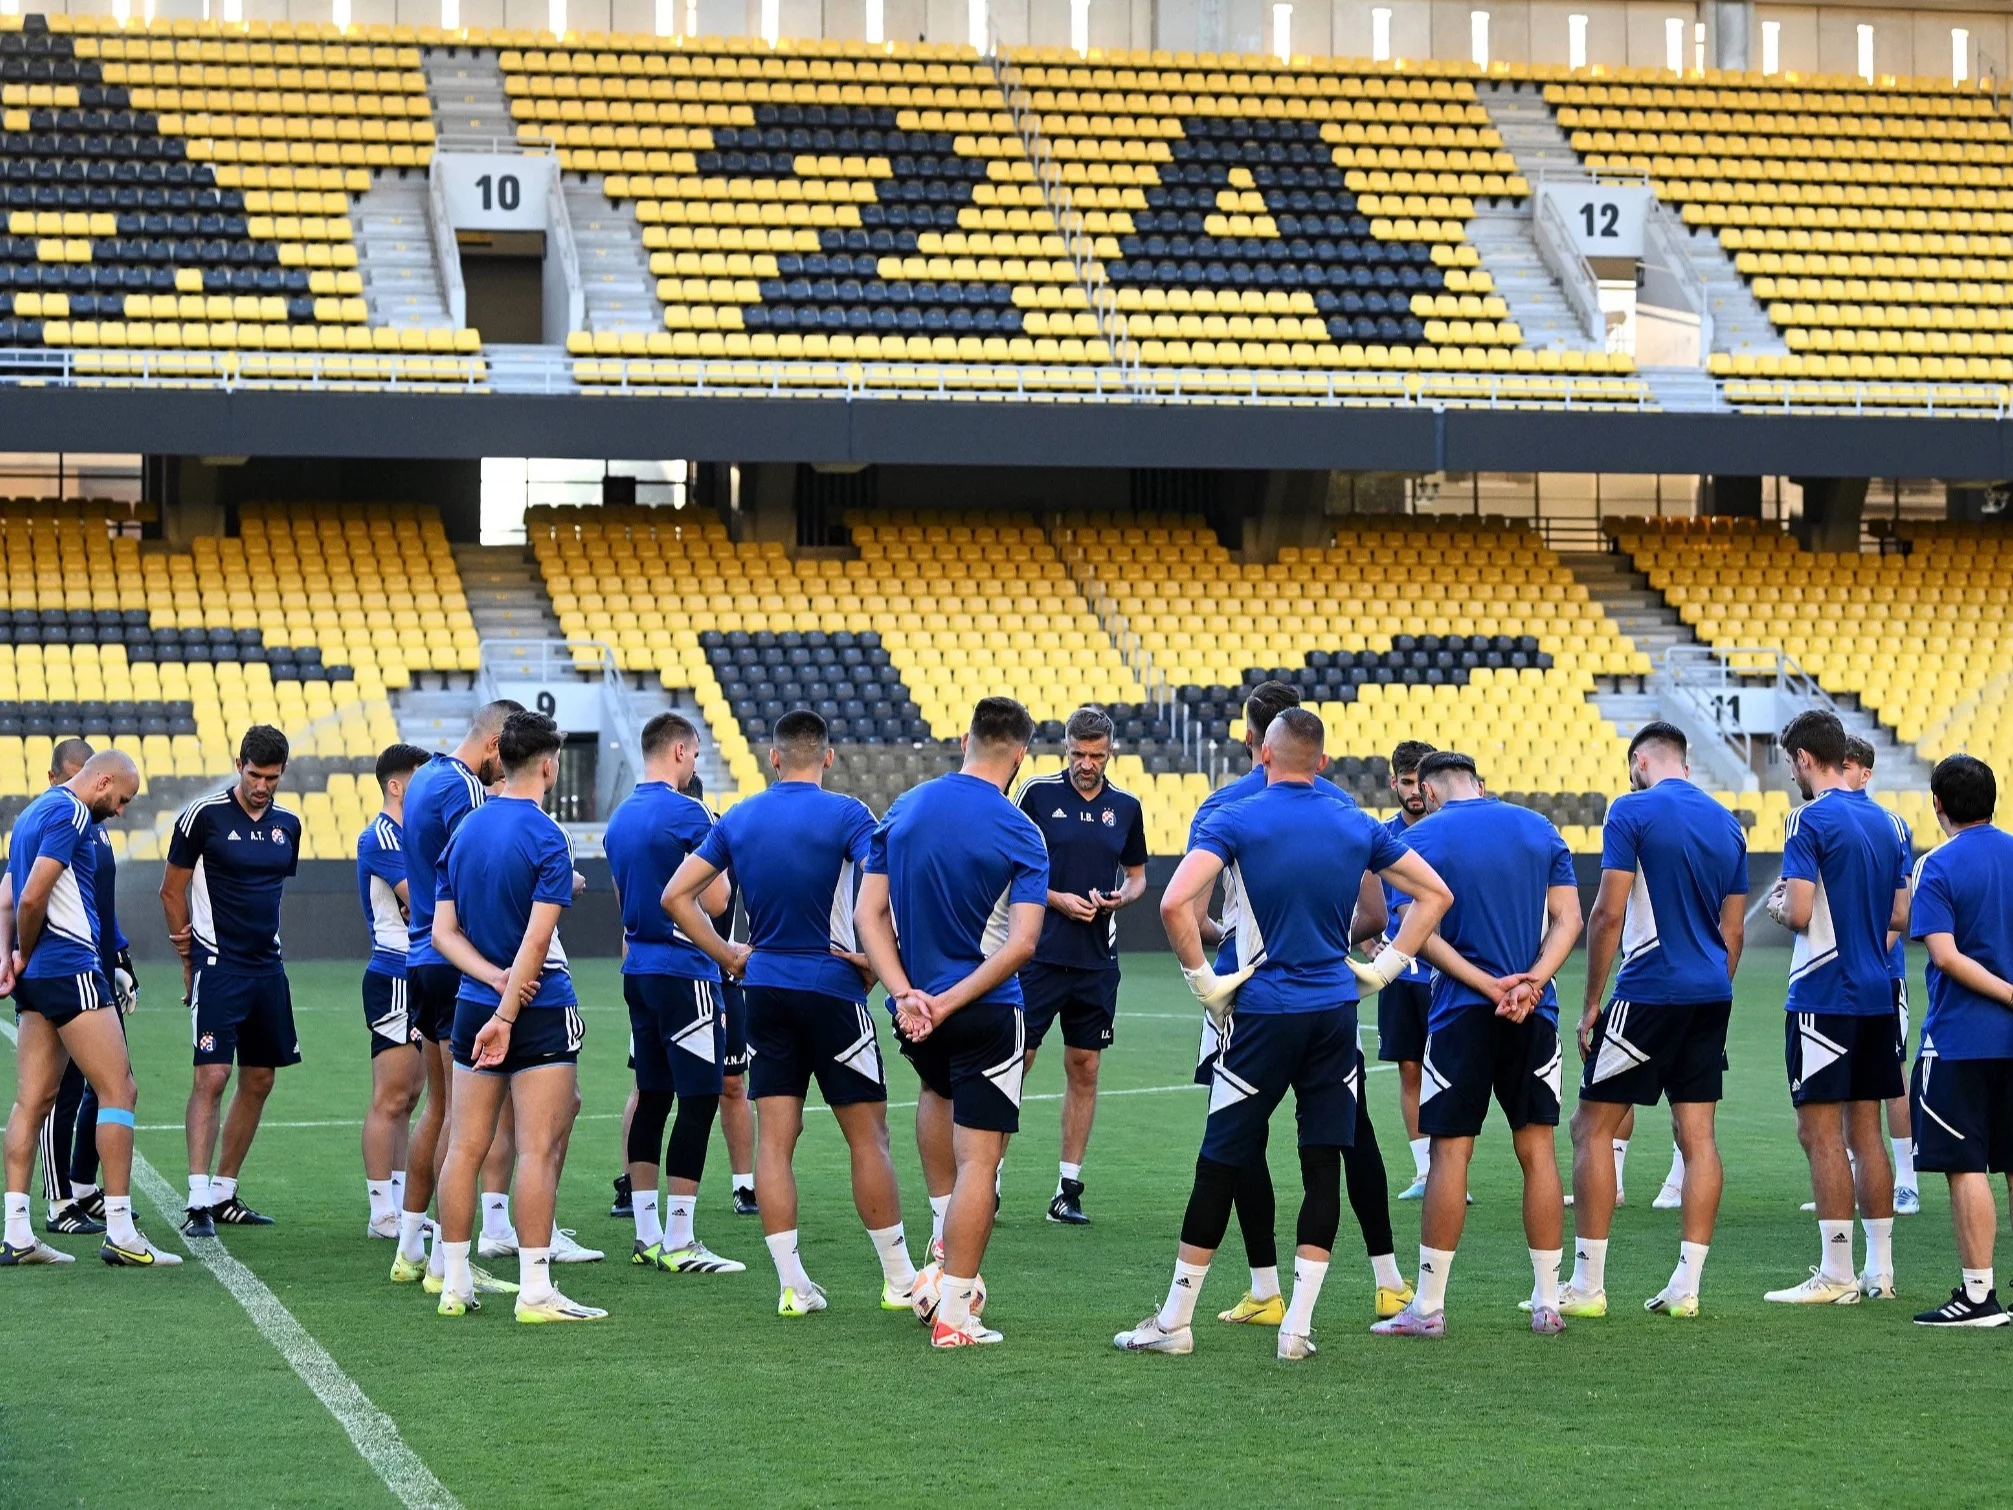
left=7, top=786, right=101, bottom=979
left=1782, top=787, right=1910, bottom=1017
left=402, top=753, right=486, bottom=971
left=1188, top=766, right=1358, bottom=974
left=1380, top=810, right=1433, bottom=985
left=694, top=780, right=877, bottom=1001
left=436, top=795, right=576, bottom=1011
left=865, top=771, right=1049, bottom=1009
left=357, top=812, right=407, bottom=978
left=1844, top=788, right=1912, bottom=980
left=1016, top=771, right=1148, bottom=971
left=166, top=786, right=301, bottom=973
left=604, top=780, right=720, bottom=980
left=1602, top=778, right=1749, bottom=1005
left=1402, top=796, right=1577, bottom=1029
left=1910, top=825, right=2013, bottom=1061
left=88, top=822, right=123, bottom=976
left=1191, top=779, right=1408, bottom=1014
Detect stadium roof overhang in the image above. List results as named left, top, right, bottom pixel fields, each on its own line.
left=5, top=388, right=2011, bottom=477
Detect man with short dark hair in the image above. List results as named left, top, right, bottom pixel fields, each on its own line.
left=1764, top=709, right=1911, bottom=1304
left=431, top=711, right=604, bottom=1323
left=1120, top=707, right=1453, bottom=1360
left=356, top=742, right=429, bottom=1239
left=1907, top=754, right=2013, bottom=1325
left=1842, top=734, right=1919, bottom=1216
left=1570, top=720, right=1747, bottom=1319
left=665, top=708, right=919, bottom=1316
left=856, top=696, right=1049, bottom=1347
left=1383, top=737, right=1438, bottom=1198
left=1014, top=704, right=1148, bottom=1225
left=1372, top=750, right=1583, bottom=1339
left=604, top=710, right=744, bottom=1275
left=165, top=724, right=301, bottom=1237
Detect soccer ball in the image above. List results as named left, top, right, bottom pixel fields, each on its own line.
left=909, top=1262, right=987, bottom=1324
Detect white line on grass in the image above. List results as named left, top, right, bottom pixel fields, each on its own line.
left=0, top=1015, right=461, bottom=1510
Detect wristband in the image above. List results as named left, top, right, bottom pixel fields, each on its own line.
left=495, top=1011, right=518, bottom=1026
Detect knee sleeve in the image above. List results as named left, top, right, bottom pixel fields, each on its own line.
left=1296, top=1146, right=1343, bottom=1254
left=1232, top=1158, right=1278, bottom=1269
left=626, top=1089, right=673, bottom=1167
left=664, top=1094, right=719, bottom=1184
left=1342, top=1124, right=1394, bottom=1258
left=1179, top=1155, right=1243, bottom=1252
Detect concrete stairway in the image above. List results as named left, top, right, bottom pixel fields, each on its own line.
left=354, top=173, right=450, bottom=328
left=452, top=544, right=566, bottom=673
left=423, top=48, right=515, bottom=143
left=1638, top=365, right=1726, bottom=413
left=1564, top=551, right=1703, bottom=669
left=1671, top=222, right=1785, bottom=357
left=1466, top=207, right=1599, bottom=350
left=1478, top=81, right=1587, bottom=183
left=564, top=177, right=658, bottom=334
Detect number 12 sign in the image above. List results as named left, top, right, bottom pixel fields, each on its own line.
left=1538, top=181, right=1652, bottom=259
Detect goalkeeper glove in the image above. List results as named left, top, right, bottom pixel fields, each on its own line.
left=1183, top=961, right=1254, bottom=1030
left=111, top=947, right=139, bottom=1013
left=1346, top=943, right=1416, bottom=994
left=1765, top=879, right=1790, bottom=928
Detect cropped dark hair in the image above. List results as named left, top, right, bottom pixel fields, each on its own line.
left=1780, top=710, right=1847, bottom=770
left=969, top=695, right=1035, bottom=750
left=1065, top=705, right=1116, bottom=744
left=774, top=708, right=830, bottom=767
left=50, top=737, right=93, bottom=777
left=1268, top=706, right=1326, bottom=755
left=1843, top=735, right=1876, bottom=770
left=1417, top=750, right=1480, bottom=783
left=1628, top=720, right=1688, bottom=763
left=1243, top=679, right=1301, bottom=741
left=641, top=711, right=699, bottom=757
left=1932, top=754, right=1996, bottom=826
left=238, top=724, right=290, bottom=770
left=375, top=742, right=430, bottom=787
left=499, top=711, right=564, bottom=771
left=1391, top=739, right=1438, bottom=776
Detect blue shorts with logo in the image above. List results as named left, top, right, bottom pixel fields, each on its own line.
left=1020, top=962, right=1119, bottom=1052
left=191, top=965, right=300, bottom=1069
left=624, top=973, right=726, bottom=1098
left=746, top=986, right=885, bottom=1105
left=14, top=969, right=114, bottom=1030
left=721, top=979, right=749, bottom=1076
left=450, top=994, right=584, bottom=1077
left=362, top=969, right=419, bottom=1058
left=1201, top=1005, right=1360, bottom=1167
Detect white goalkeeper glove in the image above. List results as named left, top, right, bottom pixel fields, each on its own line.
left=1765, top=879, right=1790, bottom=928
left=112, top=948, right=138, bottom=1014
left=1347, top=943, right=1416, bottom=994
left=1183, top=961, right=1255, bottom=1030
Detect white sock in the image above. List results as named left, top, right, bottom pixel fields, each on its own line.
left=1417, top=1245, right=1454, bottom=1312
left=1963, top=1266, right=1993, bottom=1304
left=187, top=1174, right=211, bottom=1210
left=1282, top=1255, right=1328, bottom=1336
left=1057, top=1160, right=1082, bottom=1196
left=665, top=1194, right=696, bottom=1250
left=70, top=1181, right=98, bottom=1203
left=633, top=1190, right=663, bottom=1248
left=993, top=1162, right=1003, bottom=1198
left=1531, top=1247, right=1563, bottom=1310
left=1371, top=1251, right=1403, bottom=1290
left=1819, top=1219, right=1856, bottom=1282
left=443, top=1238, right=472, bottom=1298
left=211, top=1176, right=237, bottom=1206
left=4, top=1191, right=31, bottom=1248
left=938, top=1272, right=977, bottom=1329
left=732, top=1170, right=754, bottom=1192
left=480, top=1192, right=514, bottom=1244
left=1571, top=1236, right=1608, bottom=1295
left=104, top=1194, right=140, bottom=1247
left=367, top=1180, right=393, bottom=1224
left=1157, top=1258, right=1209, bottom=1329
left=1863, top=1216, right=1894, bottom=1277
left=428, top=1225, right=447, bottom=1276
left=1663, top=1143, right=1685, bottom=1190
left=868, top=1222, right=917, bottom=1289
left=1612, top=1139, right=1629, bottom=1199
left=1248, top=1263, right=1281, bottom=1301
left=1408, top=1137, right=1431, bottom=1178
left=1672, top=1240, right=1709, bottom=1299
left=766, top=1229, right=814, bottom=1291
left=519, top=1246, right=553, bottom=1304
left=388, top=1172, right=405, bottom=1210
left=397, top=1210, right=429, bottom=1263
left=1892, top=1136, right=1916, bottom=1189
left=929, top=1193, right=950, bottom=1248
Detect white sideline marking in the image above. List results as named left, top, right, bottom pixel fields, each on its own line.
left=0, top=1015, right=461, bottom=1510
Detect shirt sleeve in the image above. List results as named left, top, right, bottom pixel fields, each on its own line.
left=1191, top=808, right=1237, bottom=866
left=1119, top=798, right=1149, bottom=868
left=1725, top=821, right=1750, bottom=898
left=863, top=814, right=891, bottom=876
left=532, top=826, right=575, bottom=908
left=693, top=817, right=732, bottom=873
left=360, top=834, right=403, bottom=885
left=434, top=831, right=459, bottom=906
left=674, top=801, right=714, bottom=860
left=1546, top=823, right=1576, bottom=888
left=33, top=806, right=79, bottom=869
left=1909, top=855, right=1954, bottom=941
left=1007, top=819, right=1050, bottom=907
left=282, top=816, right=301, bottom=880
left=845, top=800, right=878, bottom=865
left=1781, top=808, right=1821, bottom=884
left=1599, top=799, right=1639, bottom=875
left=1894, top=819, right=1914, bottom=892
left=1366, top=816, right=1410, bottom=873
left=166, top=802, right=206, bottom=870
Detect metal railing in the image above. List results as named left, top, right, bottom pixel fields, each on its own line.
left=1643, top=202, right=1713, bottom=354
left=426, top=155, right=468, bottom=330
left=1658, top=643, right=1841, bottom=791
left=0, top=347, right=487, bottom=388
left=1722, top=380, right=2013, bottom=419
left=434, top=132, right=557, bottom=155
left=476, top=637, right=646, bottom=818
left=544, top=161, right=586, bottom=338
left=1533, top=188, right=1606, bottom=345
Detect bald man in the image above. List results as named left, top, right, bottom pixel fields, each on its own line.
left=2, top=751, right=176, bottom=1266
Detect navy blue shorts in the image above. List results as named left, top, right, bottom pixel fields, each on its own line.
left=1786, top=1008, right=1905, bottom=1106
left=1020, top=962, right=1118, bottom=1052
left=1193, top=1011, right=1223, bottom=1087
left=1420, top=1005, right=1562, bottom=1138
left=362, top=969, right=419, bottom=1059
left=721, top=980, right=749, bottom=1076
left=1579, top=998, right=1731, bottom=1106
left=1376, top=978, right=1431, bottom=1063
left=1912, top=1055, right=2013, bottom=1174
left=450, top=995, right=584, bottom=1076
left=625, top=973, right=726, bottom=1098
left=406, top=961, right=461, bottom=1045
left=14, top=970, right=114, bottom=1030
left=191, top=966, right=300, bottom=1069
left=1201, top=1006, right=1360, bottom=1167
left=746, top=986, right=886, bottom=1105
left=898, top=999, right=1024, bottom=1134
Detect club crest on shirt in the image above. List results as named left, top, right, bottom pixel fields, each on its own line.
left=271, top=829, right=287, bottom=845
left=1101, top=808, right=1115, bottom=827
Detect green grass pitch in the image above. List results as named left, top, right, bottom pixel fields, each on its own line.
left=2, top=953, right=2007, bottom=1509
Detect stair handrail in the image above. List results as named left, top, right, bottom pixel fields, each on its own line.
left=1643, top=200, right=1713, bottom=354
left=544, top=165, right=586, bottom=336
left=425, top=156, right=468, bottom=329
left=1532, top=187, right=1605, bottom=344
